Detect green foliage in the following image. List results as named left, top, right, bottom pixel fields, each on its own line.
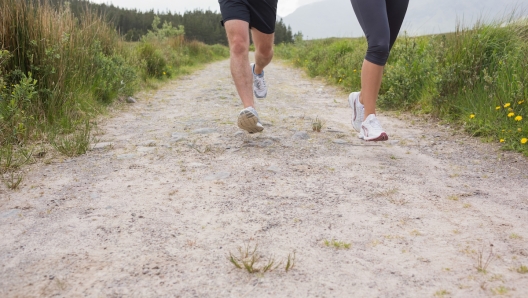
left=137, top=42, right=167, bottom=79
left=143, top=16, right=184, bottom=41
left=0, top=73, right=38, bottom=145
left=0, top=0, right=229, bottom=177
left=276, top=17, right=528, bottom=156
left=46, top=0, right=295, bottom=45
left=380, top=35, right=437, bottom=110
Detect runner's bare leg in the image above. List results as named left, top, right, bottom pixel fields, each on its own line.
left=251, top=28, right=274, bottom=75
left=224, top=20, right=254, bottom=108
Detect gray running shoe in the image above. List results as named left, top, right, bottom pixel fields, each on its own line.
left=251, top=63, right=267, bottom=98
left=237, top=106, right=264, bottom=134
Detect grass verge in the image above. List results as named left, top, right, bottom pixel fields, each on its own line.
left=275, top=15, right=528, bottom=156
left=0, top=1, right=229, bottom=181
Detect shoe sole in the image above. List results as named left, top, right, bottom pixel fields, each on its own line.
left=348, top=92, right=362, bottom=132
left=237, top=110, right=264, bottom=134
left=254, top=90, right=267, bottom=99
left=364, top=132, right=389, bottom=142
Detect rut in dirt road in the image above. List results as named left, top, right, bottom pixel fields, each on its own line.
left=1, top=57, right=528, bottom=297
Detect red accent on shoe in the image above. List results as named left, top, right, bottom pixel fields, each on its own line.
left=366, top=132, right=389, bottom=142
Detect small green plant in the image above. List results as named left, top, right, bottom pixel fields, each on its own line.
left=3, top=171, right=23, bottom=190
left=50, top=121, right=92, bottom=157
left=447, top=195, right=460, bottom=201
left=375, top=187, right=399, bottom=198
left=516, top=264, right=528, bottom=274
left=476, top=244, right=495, bottom=274
left=434, top=290, right=450, bottom=297
left=491, top=286, right=509, bottom=295
left=312, top=116, right=324, bottom=132
left=509, top=233, right=522, bottom=240
left=410, top=230, right=422, bottom=236
left=285, top=252, right=296, bottom=272
left=229, top=243, right=294, bottom=274
left=0, top=145, right=32, bottom=174
left=323, top=239, right=351, bottom=249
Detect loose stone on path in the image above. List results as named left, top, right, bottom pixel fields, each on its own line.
left=204, top=172, right=231, bottom=181
left=91, top=142, right=113, bottom=150
left=292, top=131, right=310, bottom=140
left=171, top=133, right=188, bottom=143
left=193, top=128, right=217, bottom=134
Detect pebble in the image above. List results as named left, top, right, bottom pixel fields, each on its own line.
left=117, top=154, right=136, bottom=160
left=0, top=209, right=21, bottom=219
left=137, top=147, right=156, bottom=153
left=259, top=139, right=274, bottom=147
left=204, top=172, right=231, bottom=181
left=171, top=133, right=188, bottom=143
left=188, top=163, right=206, bottom=168
left=266, top=165, right=280, bottom=173
left=292, top=131, right=310, bottom=140
left=126, top=97, right=137, bottom=103
left=92, top=142, right=113, bottom=150
left=389, top=140, right=400, bottom=145
left=193, top=128, right=216, bottom=134
left=234, top=131, right=245, bottom=137
left=333, top=139, right=348, bottom=144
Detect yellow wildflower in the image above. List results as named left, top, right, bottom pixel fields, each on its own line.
left=519, top=100, right=525, bottom=105
left=354, top=69, right=357, bottom=72
left=504, top=103, right=511, bottom=108
left=469, top=114, right=475, bottom=119
left=163, top=72, right=166, bottom=75
left=515, top=116, right=522, bottom=121
left=495, top=106, right=501, bottom=110
left=508, top=112, right=515, bottom=117
left=518, top=128, right=522, bottom=132
left=521, top=138, right=527, bottom=144
left=500, top=139, right=505, bottom=143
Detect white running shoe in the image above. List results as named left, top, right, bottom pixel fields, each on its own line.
left=361, top=114, right=388, bottom=141
left=237, top=106, right=264, bottom=134
left=251, top=63, right=267, bottom=98
left=348, top=92, right=364, bottom=132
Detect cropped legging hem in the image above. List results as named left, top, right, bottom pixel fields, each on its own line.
left=350, top=0, right=409, bottom=66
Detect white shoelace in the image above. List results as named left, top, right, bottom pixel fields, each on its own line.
left=255, top=76, right=266, bottom=90
left=369, top=117, right=383, bottom=130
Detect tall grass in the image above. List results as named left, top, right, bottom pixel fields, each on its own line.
left=276, top=17, right=528, bottom=156
left=0, top=0, right=229, bottom=178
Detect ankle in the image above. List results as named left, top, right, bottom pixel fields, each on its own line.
left=253, top=64, right=264, bottom=76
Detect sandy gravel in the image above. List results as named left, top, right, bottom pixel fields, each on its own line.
left=1, top=56, right=528, bottom=297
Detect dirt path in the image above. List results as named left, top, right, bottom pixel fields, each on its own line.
left=1, top=57, right=528, bottom=297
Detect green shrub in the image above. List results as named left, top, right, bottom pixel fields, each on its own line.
left=137, top=42, right=167, bottom=79
left=379, top=36, right=437, bottom=110
left=0, top=0, right=229, bottom=170
left=276, top=17, right=528, bottom=155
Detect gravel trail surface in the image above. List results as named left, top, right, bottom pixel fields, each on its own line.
left=1, top=57, right=527, bottom=297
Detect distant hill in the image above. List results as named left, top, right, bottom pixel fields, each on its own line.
left=283, top=0, right=528, bottom=39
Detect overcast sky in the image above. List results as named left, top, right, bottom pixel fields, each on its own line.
left=90, top=0, right=323, bottom=17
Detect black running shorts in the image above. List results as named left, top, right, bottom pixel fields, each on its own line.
left=219, top=0, right=278, bottom=34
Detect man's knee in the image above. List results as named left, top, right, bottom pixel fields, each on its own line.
left=366, top=42, right=390, bottom=66
left=256, top=44, right=274, bottom=60
left=229, top=37, right=249, bottom=56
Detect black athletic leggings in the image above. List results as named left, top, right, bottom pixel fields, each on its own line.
left=350, top=0, right=409, bottom=66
